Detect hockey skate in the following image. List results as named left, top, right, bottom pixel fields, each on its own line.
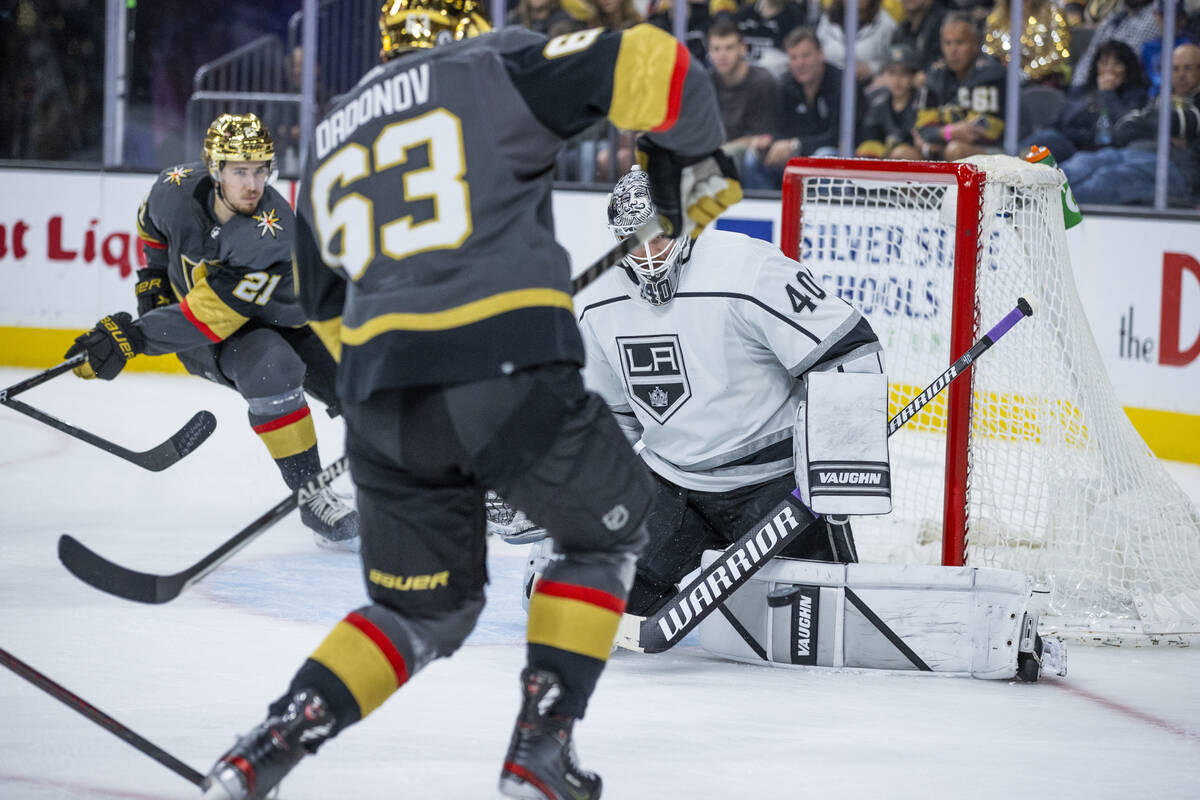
left=499, top=668, right=602, bottom=800
left=203, top=689, right=333, bottom=800
left=299, top=486, right=360, bottom=552
left=486, top=491, right=547, bottom=544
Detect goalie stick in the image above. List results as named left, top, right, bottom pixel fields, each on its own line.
left=59, top=456, right=348, bottom=604
left=1, top=355, right=216, bottom=472
left=0, top=646, right=205, bottom=787
left=618, top=297, right=1035, bottom=654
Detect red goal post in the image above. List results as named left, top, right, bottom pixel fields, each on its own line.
left=781, top=157, right=987, bottom=568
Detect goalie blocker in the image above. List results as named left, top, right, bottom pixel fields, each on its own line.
left=696, top=554, right=1067, bottom=681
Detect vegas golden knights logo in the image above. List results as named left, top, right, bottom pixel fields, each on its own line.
left=617, top=334, right=691, bottom=423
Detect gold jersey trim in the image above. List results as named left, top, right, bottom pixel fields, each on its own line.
left=340, top=288, right=573, bottom=344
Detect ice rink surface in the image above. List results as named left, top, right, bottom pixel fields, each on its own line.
left=2, top=369, right=1198, bottom=799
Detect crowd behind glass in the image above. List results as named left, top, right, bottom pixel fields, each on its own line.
left=2, top=0, right=1198, bottom=207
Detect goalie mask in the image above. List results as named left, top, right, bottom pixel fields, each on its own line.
left=201, top=112, right=276, bottom=183
left=607, top=166, right=691, bottom=306
left=380, top=0, right=491, bottom=60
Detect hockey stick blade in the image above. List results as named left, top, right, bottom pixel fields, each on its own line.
left=0, top=646, right=205, bottom=787
left=571, top=220, right=662, bottom=294
left=59, top=457, right=349, bottom=603
left=623, top=299, right=1034, bottom=654
left=1, top=398, right=216, bottom=472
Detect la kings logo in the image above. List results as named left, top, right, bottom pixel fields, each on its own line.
left=617, top=334, right=691, bottom=423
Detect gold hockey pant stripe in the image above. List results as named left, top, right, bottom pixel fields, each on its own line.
left=310, top=611, right=410, bottom=717
left=527, top=578, right=625, bottom=662
left=252, top=406, right=316, bottom=459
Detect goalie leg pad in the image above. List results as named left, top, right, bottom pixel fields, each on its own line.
left=697, top=555, right=1035, bottom=679
left=795, top=370, right=891, bottom=515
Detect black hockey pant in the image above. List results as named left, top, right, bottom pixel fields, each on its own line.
left=277, top=362, right=651, bottom=735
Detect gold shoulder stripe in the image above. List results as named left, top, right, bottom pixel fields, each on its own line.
left=609, top=24, right=685, bottom=132
left=341, top=288, right=573, bottom=345
left=182, top=277, right=249, bottom=341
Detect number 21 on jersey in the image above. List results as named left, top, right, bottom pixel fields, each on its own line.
left=309, top=108, right=472, bottom=280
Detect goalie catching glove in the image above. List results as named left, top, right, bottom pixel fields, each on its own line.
left=66, top=312, right=145, bottom=380
left=635, top=140, right=742, bottom=241
left=134, top=268, right=173, bottom=316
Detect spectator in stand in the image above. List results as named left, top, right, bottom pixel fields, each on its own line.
left=1060, top=42, right=1200, bottom=204
left=915, top=12, right=1006, bottom=159
left=1140, top=1, right=1195, bottom=99
left=736, top=0, right=810, bottom=77
left=857, top=43, right=924, bottom=157
left=1019, top=40, right=1148, bottom=160
left=1071, top=0, right=1159, bottom=92
left=507, top=0, right=583, bottom=34
left=891, top=0, right=947, bottom=76
left=742, top=27, right=852, bottom=188
left=817, top=0, right=899, bottom=84
left=587, top=0, right=643, bottom=30
left=647, top=0, right=712, bottom=61
left=708, top=16, right=780, bottom=164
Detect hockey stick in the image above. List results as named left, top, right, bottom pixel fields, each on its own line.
left=618, top=297, right=1035, bottom=654
left=0, top=646, right=205, bottom=787
left=59, top=457, right=348, bottom=603
left=1, top=356, right=217, bottom=472
left=0, top=353, right=85, bottom=402
left=571, top=219, right=661, bottom=294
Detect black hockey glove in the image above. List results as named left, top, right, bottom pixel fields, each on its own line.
left=636, top=140, right=742, bottom=240
left=135, top=268, right=173, bottom=316
left=66, top=312, right=146, bottom=380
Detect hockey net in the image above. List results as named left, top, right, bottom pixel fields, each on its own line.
left=780, top=155, right=1200, bottom=644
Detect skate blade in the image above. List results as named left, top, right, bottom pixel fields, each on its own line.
left=313, top=533, right=361, bottom=553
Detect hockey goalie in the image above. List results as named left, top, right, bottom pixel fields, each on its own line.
left=524, top=164, right=1066, bottom=682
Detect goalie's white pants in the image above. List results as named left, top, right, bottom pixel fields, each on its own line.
left=696, top=553, right=1056, bottom=680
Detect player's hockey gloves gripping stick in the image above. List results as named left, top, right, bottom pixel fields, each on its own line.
left=619, top=298, right=1035, bottom=654
left=66, top=312, right=145, bottom=381
left=636, top=140, right=742, bottom=240
left=0, top=354, right=215, bottom=472
left=135, top=268, right=173, bottom=316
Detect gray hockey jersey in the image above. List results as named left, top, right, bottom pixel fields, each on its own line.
left=578, top=229, right=882, bottom=492
left=134, top=162, right=303, bottom=355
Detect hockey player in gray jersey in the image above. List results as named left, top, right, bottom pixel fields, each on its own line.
left=571, top=165, right=890, bottom=620
left=198, top=3, right=741, bottom=799
left=64, top=113, right=359, bottom=551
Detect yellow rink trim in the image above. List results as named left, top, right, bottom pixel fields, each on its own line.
left=882, top=380, right=1199, bottom=464
left=0, top=326, right=188, bottom=374
left=527, top=592, right=621, bottom=662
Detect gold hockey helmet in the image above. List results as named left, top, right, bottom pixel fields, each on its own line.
left=379, top=0, right=491, bottom=60
left=202, top=113, right=276, bottom=180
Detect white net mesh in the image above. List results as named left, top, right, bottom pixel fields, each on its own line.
left=786, top=155, right=1200, bottom=644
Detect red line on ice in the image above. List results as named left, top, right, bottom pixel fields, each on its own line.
left=0, top=772, right=174, bottom=799
left=1046, top=678, right=1200, bottom=743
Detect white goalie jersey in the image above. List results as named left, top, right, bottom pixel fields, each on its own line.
left=578, top=228, right=882, bottom=493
